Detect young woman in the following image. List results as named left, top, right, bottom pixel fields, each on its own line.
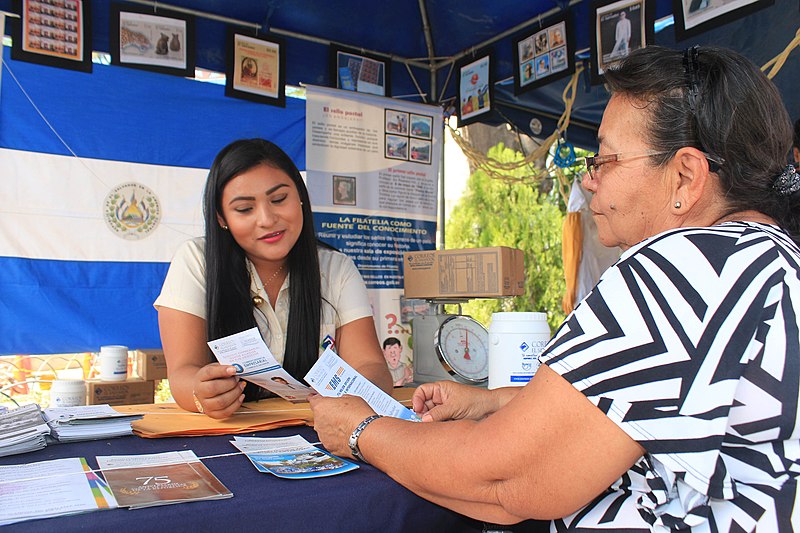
left=155, top=139, right=392, bottom=419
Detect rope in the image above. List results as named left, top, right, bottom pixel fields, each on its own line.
left=447, top=65, right=584, bottom=204
left=762, top=27, right=800, bottom=79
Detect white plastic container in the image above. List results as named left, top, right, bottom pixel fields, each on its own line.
left=98, top=345, right=129, bottom=381
left=488, top=312, right=551, bottom=390
left=50, top=379, right=87, bottom=407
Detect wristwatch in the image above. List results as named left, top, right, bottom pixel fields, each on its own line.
left=348, top=414, right=383, bottom=463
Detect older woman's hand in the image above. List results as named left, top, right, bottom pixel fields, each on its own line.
left=412, top=381, right=510, bottom=422
left=308, top=394, right=376, bottom=458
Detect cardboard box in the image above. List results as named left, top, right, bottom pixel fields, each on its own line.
left=403, top=247, right=525, bottom=299
left=134, top=349, right=168, bottom=381
left=87, top=379, right=155, bottom=406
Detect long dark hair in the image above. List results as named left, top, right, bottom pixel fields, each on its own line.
left=203, top=138, right=326, bottom=396
left=603, top=46, right=799, bottom=244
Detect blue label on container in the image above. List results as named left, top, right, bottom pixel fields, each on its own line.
left=510, top=375, right=533, bottom=383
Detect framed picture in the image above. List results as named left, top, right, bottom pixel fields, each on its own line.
left=332, top=175, right=356, bottom=206
left=109, top=2, right=195, bottom=77
left=225, top=29, right=286, bottom=107
left=10, top=0, right=92, bottom=72
left=512, top=13, right=575, bottom=95
left=590, top=0, right=654, bottom=84
left=455, top=49, right=494, bottom=127
left=409, top=139, right=432, bottom=164
left=672, top=0, right=773, bottom=40
left=410, top=114, right=433, bottom=140
left=385, top=134, right=408, bottom=161
left=330, top=45, right=391, bottom=97
left=385, top=109, right=409, bottom=135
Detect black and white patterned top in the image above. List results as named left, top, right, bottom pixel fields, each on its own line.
left=540, top=222, right=800, bottom=531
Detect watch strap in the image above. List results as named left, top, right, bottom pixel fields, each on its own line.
left=348, top=414, right=383, bottom=463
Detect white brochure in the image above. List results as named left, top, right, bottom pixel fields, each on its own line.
left=207, top=327, right=313, bottom=403
left=304, top=348, right=420, bottom=421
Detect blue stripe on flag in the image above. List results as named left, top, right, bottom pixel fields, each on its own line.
left=0, top=257, right=168, bottom=355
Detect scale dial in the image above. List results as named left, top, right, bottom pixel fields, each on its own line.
left=435, top=315, right=489, bottom=384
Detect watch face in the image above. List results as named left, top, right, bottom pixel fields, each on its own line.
left=435, top=316, right=489, bottom=383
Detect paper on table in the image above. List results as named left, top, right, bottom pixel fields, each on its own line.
left=231, top=435, right=358, bottom=479
left=97, top=450, right=232, bottom=509
left=0, top=457, right=117, bottom=526
left=208, top=327, right=312, bottom=403
left=304, top=348, right=420, bottom=421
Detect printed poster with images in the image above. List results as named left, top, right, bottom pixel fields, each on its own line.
left=119, top=11, right=187, bottom=69
left=232, top=34, right=280, bottom=99
left=305, top=85, right=442, bottom=385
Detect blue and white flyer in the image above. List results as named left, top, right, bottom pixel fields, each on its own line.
left=231, top=435, right=358, bottom=479
left=207, top=327, right=312, bottom=403
left=304, top=348, right=420, bottom=421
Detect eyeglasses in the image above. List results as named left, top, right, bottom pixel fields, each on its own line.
left=583, top=150, right=671, bottom=180
left=583, top=150, right=725, bottom=180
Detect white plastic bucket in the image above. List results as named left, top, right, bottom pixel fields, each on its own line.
left=98, top=345, right=129, bottom=381
left=50, top=379, right=87, bottom=407
left=488, top=312, right=551, bottom=390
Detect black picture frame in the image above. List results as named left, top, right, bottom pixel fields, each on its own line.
left=225, top=28, right=286, bottom=107
left=455, top=48, right=494, bottom=127
left=672, top=0, right=774, bottom=41
left=589, top=0, right=654, bottom=85
left=329, top=44, right=391, bottom=97
left=512, top=13, right=575, bottom=95
left=10, top=0, right=92, bottom=73
left=109, top=2, right=195, bottom=78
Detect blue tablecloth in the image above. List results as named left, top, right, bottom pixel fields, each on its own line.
left=0, top=425, right=485, bottom=532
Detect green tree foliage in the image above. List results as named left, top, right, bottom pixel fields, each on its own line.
left=445, top=143, right=567, bottom=332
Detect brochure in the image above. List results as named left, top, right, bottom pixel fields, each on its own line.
left=231, top=435, right=358, bottom=479
left=207, top=327, right=312, bottom=403
left=304, top=348, right=420, bottom=421
left=97, top=450, right=232, bottom=509
left=43, top=404, right=144, bottom=442
left=0, top=457, right=117, bottom=526
left=0, top=403, right=51, bottom=457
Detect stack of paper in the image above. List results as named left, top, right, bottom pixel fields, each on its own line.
left=0, top=404, right=52, bottom=458
left=43, top=405, right=144, bottom=442
left=231, top=435, right=358, bottom=479
left=97, top=450, right=232, bottom=509
left=0, top=457, right=117, bottom=526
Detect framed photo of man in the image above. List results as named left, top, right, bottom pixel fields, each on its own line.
left=512, top=13, right=575, bottom=95
left=225, top=29, right=286, bottom=107
left=672, top=0, right=773, bottom=40
left=10, top=0, right=92, bottom=72
left=455, top=49, right=494, bottom=127
left=590, top=0, right=654, bottom=84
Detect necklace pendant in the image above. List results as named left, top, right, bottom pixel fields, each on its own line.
left=252, top=295, right=264, bottom=306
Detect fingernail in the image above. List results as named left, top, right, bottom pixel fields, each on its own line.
left=239, top=381, right=247, bottom=391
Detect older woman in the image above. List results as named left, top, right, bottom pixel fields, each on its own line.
left=309, top=45, right=800, bottom=531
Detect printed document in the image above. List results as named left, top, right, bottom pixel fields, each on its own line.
left=208, top=327, right=312, bottom=402
left=305, top=348, right=420, bottom=421
left=231, top=435, right=358, bottom=478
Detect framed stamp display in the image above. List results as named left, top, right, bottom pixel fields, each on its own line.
left=330, top=44, right=390, bottom=97
left=109, top=2, right=195, bottom=77
left=226, top=29, right=286, bottom=107
left=672, top=0, right=773, bottom=40
left=512, top=13, right=575, bottom=95
left=10, top=0, right=92, bottom=72
left=455, top=49, right=494, bottom=127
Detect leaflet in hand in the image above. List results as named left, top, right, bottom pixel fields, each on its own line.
left=231, top=435, right=358, bottom=479
left=304, top=348, right=420, bottom=421
left=207, top=327, right=312, bottom=403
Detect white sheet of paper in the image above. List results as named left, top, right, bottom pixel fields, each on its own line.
left=207, top=327, right=312, bottom=402
left=0, top=457, right=117, bottom=526
left=304, top=348, right=419, bottom=421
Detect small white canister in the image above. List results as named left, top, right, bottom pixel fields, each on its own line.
left=488, top=312, right=551, bottom=390
left=50, top=379, right=87, bottom=407
left=98, top=345, right=129, bottom=381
